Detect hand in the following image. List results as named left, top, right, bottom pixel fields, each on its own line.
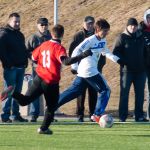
left=117, top=59, right=124, bottom=67
left=71, top=69, right=77, bottom=75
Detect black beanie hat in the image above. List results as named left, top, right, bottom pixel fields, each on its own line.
left=127, top=18, right=138, bottom=26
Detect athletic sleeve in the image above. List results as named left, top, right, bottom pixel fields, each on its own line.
left=56, top=46, right=67, bottom=63
left=101, top=40, right=119, bottom=63
left=71, top=39, right=91, bottom=57
left=71, top=38, right=91, bottom=71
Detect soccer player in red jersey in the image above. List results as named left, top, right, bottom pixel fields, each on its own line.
left=0, top=24, right=92, bottom=134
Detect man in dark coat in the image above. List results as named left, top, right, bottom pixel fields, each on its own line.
left=0, top=12, right=28, bottom=122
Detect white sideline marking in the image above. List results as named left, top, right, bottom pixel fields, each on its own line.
left=0, top=121, right=150, bottom=125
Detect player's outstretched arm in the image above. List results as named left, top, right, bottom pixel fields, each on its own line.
left=60, top=49, right=92, bottom=65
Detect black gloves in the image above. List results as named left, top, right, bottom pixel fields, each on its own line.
left=82, top=49, right=93, bottom=57
left=79, top=49, right=93, bottom=59
left=61, top=49, right=92, bottom=66
left=117, top=59, right=124, bottom=67
left=71, top=69, right=78, bottom=75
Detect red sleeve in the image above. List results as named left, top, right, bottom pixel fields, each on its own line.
left=56, top=46, right=67, bottom=63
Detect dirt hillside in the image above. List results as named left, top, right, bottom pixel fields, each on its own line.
left=0, top=0, right=149, bottom=116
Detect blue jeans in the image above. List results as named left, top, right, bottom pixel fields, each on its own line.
left=1, top=67, right=25, bottom=120
left=29, top=67, right=40, bottom=117
left=57, top=73, right=111, bottom=116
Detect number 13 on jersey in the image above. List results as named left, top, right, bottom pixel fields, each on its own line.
left=41, top=50, right=50, bottom=68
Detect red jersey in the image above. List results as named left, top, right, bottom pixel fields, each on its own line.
left=32, top=40, right=67, bottom=84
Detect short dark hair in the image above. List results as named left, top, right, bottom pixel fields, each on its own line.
left=51, top=24, right=64, bottom=39
left=95, top=18, right=110, bottom=30
left=9, top=12, right=20, bottom=18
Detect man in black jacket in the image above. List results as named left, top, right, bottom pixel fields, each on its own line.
left=0, top=12, right=28, bottom=122
left=69, top=16, right=106, bottom=122
left=113, top=18, right=148, bottom=122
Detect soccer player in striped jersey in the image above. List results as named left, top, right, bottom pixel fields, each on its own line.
left=56, top=18, right=124, bottom=124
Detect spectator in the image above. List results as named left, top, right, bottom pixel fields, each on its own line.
left=69, top=16, right=106, bottom=122
left=0, top=24, right=92, bottom=134
left=0, top=12, right=28, bottom=122
left=26, top=17, right=51, bottom=122
left=138, top=8, right=150, bottom=120
left=113, top=18, right=148, bottom=122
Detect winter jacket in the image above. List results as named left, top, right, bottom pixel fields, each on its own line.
left=26, top=30, right=51, bottom=57
left=138, top=8, right=150, bottom=66
left=113, top=29, right=146, bottom=72
left=0, top=25, right=28, bottom=68
left=26, top=30, right=51, bottom=68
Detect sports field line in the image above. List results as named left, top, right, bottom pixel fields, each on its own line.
left=0, top=120, right=150, bottom=125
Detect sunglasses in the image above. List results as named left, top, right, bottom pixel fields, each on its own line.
left=40, top=24, right=48, bottom=26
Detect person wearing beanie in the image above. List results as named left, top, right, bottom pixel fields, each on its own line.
left=138, top=8, right=150, bottom=120
left=68, top=16, right=106, bottom=122
left=113, top=17, right=148, bottom=122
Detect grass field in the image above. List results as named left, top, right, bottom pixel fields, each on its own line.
left=0, top=120, right=150, bottom=150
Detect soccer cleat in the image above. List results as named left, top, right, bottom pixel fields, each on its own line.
left=0, top=86, right=14, bottom=101
left=37, top=128, right=53, bottom=135
left=91, top=114, right=101, bottom=124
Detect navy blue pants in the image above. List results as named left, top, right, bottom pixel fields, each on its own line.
left=57, top=73, right=111, bottom=116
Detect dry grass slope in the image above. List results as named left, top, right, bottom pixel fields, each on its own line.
left=0, top=0, right=149, bottom=116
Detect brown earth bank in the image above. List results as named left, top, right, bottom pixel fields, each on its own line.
left=0, top=0, right=149, bottom=116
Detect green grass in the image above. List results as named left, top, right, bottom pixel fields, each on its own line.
left=0, top=121, right=150, bottom=150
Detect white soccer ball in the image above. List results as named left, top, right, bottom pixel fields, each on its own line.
left=99, top=114, right=114, bottom=128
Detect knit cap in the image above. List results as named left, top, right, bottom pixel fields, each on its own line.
left=127, top=18, right=138, bottom=26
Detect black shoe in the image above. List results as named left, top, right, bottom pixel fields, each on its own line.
left=52, top=118, right=58, bottom=122
left=90, top=118, right=94, bottom=122
left=37, top=128, right=53, bottom=135
left=13, top=116, right=28, bottom=122
left=30, top=116, right=38, bottom=122
left=135, top=118, right=149, bottom=122
left=78, top=117, right=84, bottom=122
left=2, top=118, right=12, bottom=123
left=119, top=119, right=126, bottom=122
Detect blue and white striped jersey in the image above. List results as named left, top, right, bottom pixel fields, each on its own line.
left=71, top=34, right=119, bottom=77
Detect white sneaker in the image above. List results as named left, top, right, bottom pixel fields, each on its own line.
left=37, top=128, right=53, bottom=135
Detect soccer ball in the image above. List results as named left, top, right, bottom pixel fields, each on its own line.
left=99, top=114, right=114, bottom=128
